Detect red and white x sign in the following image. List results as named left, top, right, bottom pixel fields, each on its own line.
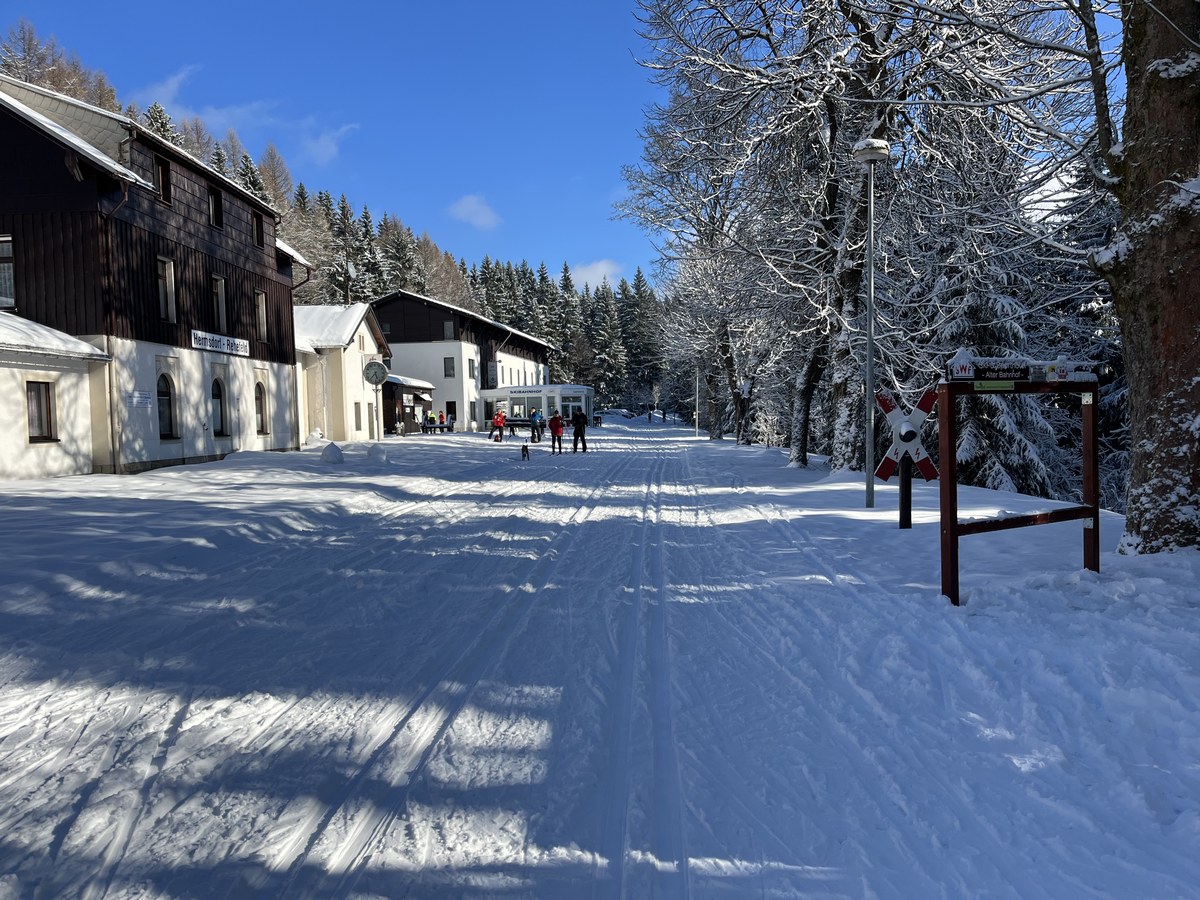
left=875, top=387, right=939, bottom=481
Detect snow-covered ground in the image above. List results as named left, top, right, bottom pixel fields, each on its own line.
left=1, top=416, right=1197, bottom=899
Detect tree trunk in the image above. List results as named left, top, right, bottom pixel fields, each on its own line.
left=1097, top=0, right=1200, bottom=551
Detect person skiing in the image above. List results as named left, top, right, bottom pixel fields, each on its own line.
left=548, top=409, right=565, bottom=454
left=571, top=408, right=588, bottom=453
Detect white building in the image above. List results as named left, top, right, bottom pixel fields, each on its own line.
left=370, top=289, right=554, bottom=431
left=294, top=303, right=391, bottom=442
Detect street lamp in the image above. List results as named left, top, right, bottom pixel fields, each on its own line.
left=852, top=138, right=890, bottom=509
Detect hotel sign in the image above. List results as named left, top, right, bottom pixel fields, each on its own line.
left=192, top=330, right=250, bottom=357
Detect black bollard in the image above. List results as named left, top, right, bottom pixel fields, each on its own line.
left=899, top=455, right=913, bottom=530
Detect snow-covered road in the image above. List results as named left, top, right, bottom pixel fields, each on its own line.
left=1, top=419, right=1197, bottom=898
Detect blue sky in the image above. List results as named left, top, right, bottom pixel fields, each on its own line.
left=11, top=1, right=665, bottom=288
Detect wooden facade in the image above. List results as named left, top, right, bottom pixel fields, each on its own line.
left=372, top=289, right=547, bottom=381
left=0, top=100, right=294, bottom=365
left=1, top=75, right=301, bottom=475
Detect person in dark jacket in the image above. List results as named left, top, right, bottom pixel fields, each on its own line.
left=571, top=409, right=588, bottom=453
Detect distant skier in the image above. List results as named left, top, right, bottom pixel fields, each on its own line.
left=571, top=409, right=588, bottom=453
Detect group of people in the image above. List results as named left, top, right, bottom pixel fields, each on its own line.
left=421, top=410, right=453, bottom=433
left=488, top=407, right=589, bottom=453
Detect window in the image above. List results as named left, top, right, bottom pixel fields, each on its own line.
left=357, top=334, right=365, bottom=352
left=354, top=402, right=362, bottom=431
left=208, top=186, right=224, bottom=228
left=0, top=236, right=14, bottom=308
left=443, top=320, right=454, bottom=340
left=251, top=212, right=264, bottom=247
left=254, top=381, right=269, bottom=434
left=211, top=379, right=227, bottom=436
left=444, top=357, right=455, bottom=378
left=468, top=359, right=476, bottom=380
left=255, top=290, right=267, bottom=342
left=155, top=155, right=171, bottom=203
left=26, top=381, right=55, bottom=441
left=157, top=374, right=176, bottom=438
left=157, top=257, right=176, bottom=322
left=212, top=276, right=227, bottom=333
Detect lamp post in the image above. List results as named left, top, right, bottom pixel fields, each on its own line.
left=853, top=138, right=890, bottom=509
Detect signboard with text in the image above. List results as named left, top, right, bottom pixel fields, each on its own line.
left=191, top=330, right=250, bottom=357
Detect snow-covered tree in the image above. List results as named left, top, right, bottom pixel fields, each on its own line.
left=142, top=101, right=182, bottom=146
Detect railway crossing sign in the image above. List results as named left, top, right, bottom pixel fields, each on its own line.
left=875, top=387, right=938, bottom=482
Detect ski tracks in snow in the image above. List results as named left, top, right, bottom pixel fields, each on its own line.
left=277, top=449, right=646, bottom=897
left=594, top=452, right=690, bottom=900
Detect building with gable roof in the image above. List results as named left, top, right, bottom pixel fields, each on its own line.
left=294, top=302, right=392, bottom=442
left=370, top=288, right=553, bottom=431
left=0, top=73, right=305, bottom=477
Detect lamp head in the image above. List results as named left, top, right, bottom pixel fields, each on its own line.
left=852, top=138, right=891, bottom=164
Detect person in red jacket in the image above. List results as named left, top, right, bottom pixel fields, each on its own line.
left=491, top=409, right=506, bottom=442
left=547, top=409, right=565, bottom=454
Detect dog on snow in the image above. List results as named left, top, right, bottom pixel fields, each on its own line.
left=521, top=443, right=530, bottom=461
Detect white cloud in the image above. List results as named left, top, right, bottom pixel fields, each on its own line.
left=570, top=260, right=622, bottom=289
left=300, top=123, right=360, bottom=166
left=131, top=65, right=202, bottom=110
left=449, top=194, right=502, bottom=230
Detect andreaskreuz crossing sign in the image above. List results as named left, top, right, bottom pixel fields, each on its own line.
left=875, top=387, right=938, bottom=482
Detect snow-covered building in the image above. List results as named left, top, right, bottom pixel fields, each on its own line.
left=370, top=289, right=553, bottom=431
left=0, top=313, right=110, bottom=479
left=0, top=74, right=302, bottom=477
left=294, top=302, right=392, bottom=442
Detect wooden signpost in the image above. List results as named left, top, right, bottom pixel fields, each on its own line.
left=938, top=352, right=1101, bottom=606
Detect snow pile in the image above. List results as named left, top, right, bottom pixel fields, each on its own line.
left=320, top=442, right=344, bottom=464
left=0, top=423, right=1196, bottom=897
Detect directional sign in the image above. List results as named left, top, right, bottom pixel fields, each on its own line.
left=875, top=387, right=938, bottom=481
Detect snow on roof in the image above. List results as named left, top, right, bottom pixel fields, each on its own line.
left=0, top=80, right=151, bottom=190
left=0, top=74, right=277, bottom=216
left=275, top=237, right=311, bottom=269
left=293, top=303, right=374, bottom=351
left=374, top=289, right=554, bottom=351
left=386, top=374, right=435, bottom=390
left=0, top=312, right=110, bottom=361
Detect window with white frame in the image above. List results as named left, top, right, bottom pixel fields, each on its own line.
left=0, top=236, right=14, bottom=308
left=157, top=373, right=177, bottom=438
left=212, top=276, right=227, bottom=333
left=254, top=381, right=269, bottom=434
left=157, top=257, right=177, bottom=322
left=255, top=290, right=267, bottom=342
left=211, top=378, right=227, bottom=436
left=252, top=212, right=264, bottom=247
left=468, top=358, right=476, bottom=380
left=26, top=381, right=55, bottom=441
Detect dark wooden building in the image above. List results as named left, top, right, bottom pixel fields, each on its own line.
left=370, top=289, right=553, bottom=430
left=0, top=74, right=301, bottom=475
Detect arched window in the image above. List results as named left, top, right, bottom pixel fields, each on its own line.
left=157, top=374, right=176, bottom=438
left=211, top=379, right=227, bottom=436
left=254, top=382, right=268, bottom=434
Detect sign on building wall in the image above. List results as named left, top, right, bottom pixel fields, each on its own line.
left=191, top=330, right=250, bottom=357
left=124, top=390, right=153, bottom=408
